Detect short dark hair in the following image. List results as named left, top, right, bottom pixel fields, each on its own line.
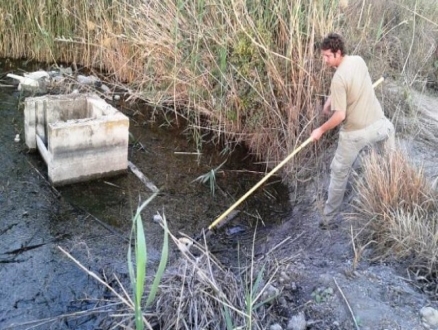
left=321, top=33, right=347, bottom=56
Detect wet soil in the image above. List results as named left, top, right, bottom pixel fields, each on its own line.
left=2, top=58, right=438, bottom=330
left=0, top=60, right=291, bottom=329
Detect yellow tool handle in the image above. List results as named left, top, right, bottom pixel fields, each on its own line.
left=208, top=137, right=314, bottom=230
left=372, top=76, right=385, bottom=88
left=208, top=76, right=385, bottom=232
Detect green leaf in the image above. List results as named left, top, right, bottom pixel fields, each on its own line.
left=127, top=192, right=159, bottom=330
left=146, top=213, right=169, bottom=307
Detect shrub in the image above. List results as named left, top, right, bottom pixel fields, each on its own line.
left=352, top=147, right=438, bottom=274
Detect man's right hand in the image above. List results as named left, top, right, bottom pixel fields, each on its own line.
left=322, top=105, right=331, bottom=116
left=322, top=96, right=332, bottom=116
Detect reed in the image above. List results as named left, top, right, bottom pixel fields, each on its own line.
left=2, top=0, right=436, bottom=182
left=128, top=192, right=169, bottom=329
left=0, top=0, right=341, bottom=180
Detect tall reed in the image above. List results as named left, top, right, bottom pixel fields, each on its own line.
left=0, top=0, right=341, bottom=178
left=1, top=0, right=436, bottom=180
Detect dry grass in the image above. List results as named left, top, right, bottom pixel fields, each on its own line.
left=0, top=0, right=341, bottom=184
left=351, top=147, right=438, bottom=274
left=154, top=230, right=284, bottom=330
left=0, top=0, right=436, bottom=187
left=156, top=250, right=248, bottom=329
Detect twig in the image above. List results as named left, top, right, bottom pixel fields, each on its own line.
left=58, top=246, right=133, bottom=308
left=333, top=277, right=360, bottom=330
left=73, top=205, right=129, bottom=243
left=57, top=246, right=155, bottom=330
left=265, top=231, right=305, bottom=256
left=128, top=161, right=159, bottom=193
left=4, top=302, right=123, bottom=329
left=174, top=151, right=202, bottom=155
left=401, top=0, right=417, bottom=78
left=26, top=159, right=61, bottom=198
left=103, top=181, right=121, bottom=188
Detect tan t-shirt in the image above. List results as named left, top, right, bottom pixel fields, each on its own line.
left=331, top=55, right=384, bottom=131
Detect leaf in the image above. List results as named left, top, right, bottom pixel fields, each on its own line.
left=146, top=212, right=169, bottom=307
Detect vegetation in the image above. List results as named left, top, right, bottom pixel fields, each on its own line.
left=352, top=147, right=438, bottom=274
left=128, top=192, right=169, bottom=330
left=154, top=228, right=282, bottom=329
left=1, top=0, right=436, bottom=173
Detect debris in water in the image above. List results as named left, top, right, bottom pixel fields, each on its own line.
left=226, top=225, right=246, bottom=236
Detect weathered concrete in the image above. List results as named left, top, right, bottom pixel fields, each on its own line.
left=24, top=93, right=129, bottom=186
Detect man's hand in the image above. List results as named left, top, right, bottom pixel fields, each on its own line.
left=322, top=105, right=331, bottom=116
left=311, top=110, right=345, bottom=142
left=322, top=96, right=332, bottom=116
left=310, top=127, right=324, bottom=141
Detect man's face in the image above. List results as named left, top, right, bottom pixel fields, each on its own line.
left=322, top=49, right=342, bottom=68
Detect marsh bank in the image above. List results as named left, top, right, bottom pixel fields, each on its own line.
left=0, top=59, right=291, bottom=329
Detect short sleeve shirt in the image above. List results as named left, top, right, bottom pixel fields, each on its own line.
left=331, top=55, right=384, bottom=131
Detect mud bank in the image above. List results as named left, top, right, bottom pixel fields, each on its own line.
left=0, top=60, right=291, bottom=329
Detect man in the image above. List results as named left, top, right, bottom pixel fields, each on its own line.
left=310, top=33, right=395, bottom=229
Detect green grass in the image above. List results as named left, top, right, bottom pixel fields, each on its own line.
left=192, top=160, right=227, bottom=196
left=128, top=192, right=169, bottom=329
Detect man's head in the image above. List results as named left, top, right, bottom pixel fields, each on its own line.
left=321, top=33, right=346, bottom=67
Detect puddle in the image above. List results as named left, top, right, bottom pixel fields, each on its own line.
left=0, top=59, right=292, bottom=329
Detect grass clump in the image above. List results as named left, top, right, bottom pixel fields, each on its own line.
left=352, top=147, right=438, bottom=275
left=128, top=192, right=169, bottom=330
left=154, top=229, right=285, bottom=330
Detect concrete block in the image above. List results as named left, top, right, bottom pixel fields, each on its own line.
left=24, top=93, right=129, bottom=186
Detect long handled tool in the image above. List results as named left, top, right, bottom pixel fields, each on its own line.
left=208, top=137, right=313, bottom=232
left=195, top=76, right=386, bottom=240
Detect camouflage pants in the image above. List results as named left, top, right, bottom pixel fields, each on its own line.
left=324, top=117, right=395, bottom=217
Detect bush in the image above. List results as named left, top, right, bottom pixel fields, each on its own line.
left=352, top=147, right=438, bottom=274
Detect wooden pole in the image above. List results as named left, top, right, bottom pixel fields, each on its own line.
left=208, top=137, right=314, bottom=230
left=207, top=76, right=386, bottom=232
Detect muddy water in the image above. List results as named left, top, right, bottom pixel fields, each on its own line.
left=0, top=59, right=291, bottom=329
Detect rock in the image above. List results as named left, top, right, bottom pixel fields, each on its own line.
left=100, top=84, right=111, bottom=94
left=24, top=70, right=50, bottom=80
left=261, top=284, right=279, bottom=303
left=176, top=237, right=193, bottom=254
left=59, top=66, right=73, bottom=76
left=287, top=312, right=306, bottom=330
left=7, top=73, right=40, bottom=89
left=153, top=214, right=163, bottom=223
left=290, top=282, right=298, bottom=291
left=77, top=74, right=101, bottom=87
left=318, top=273, right=333, bottom=286
left=269, top=323, right=283, bottom=330
left=421, top=306, right=438, bottom=329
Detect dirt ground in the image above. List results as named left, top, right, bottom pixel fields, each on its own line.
left=1, top=62, right=438, bottom=329
left=255, top=88, right=438, bottom=330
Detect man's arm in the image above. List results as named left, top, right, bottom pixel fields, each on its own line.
left=310, top=110, right=345, bottom=141
left=322, top=96, right=332, bottom=116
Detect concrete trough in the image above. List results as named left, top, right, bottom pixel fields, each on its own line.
left=24, top=93, right=129, bottom=186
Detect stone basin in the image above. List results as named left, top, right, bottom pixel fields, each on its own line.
left=24, top=93, right=129, bottom=186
